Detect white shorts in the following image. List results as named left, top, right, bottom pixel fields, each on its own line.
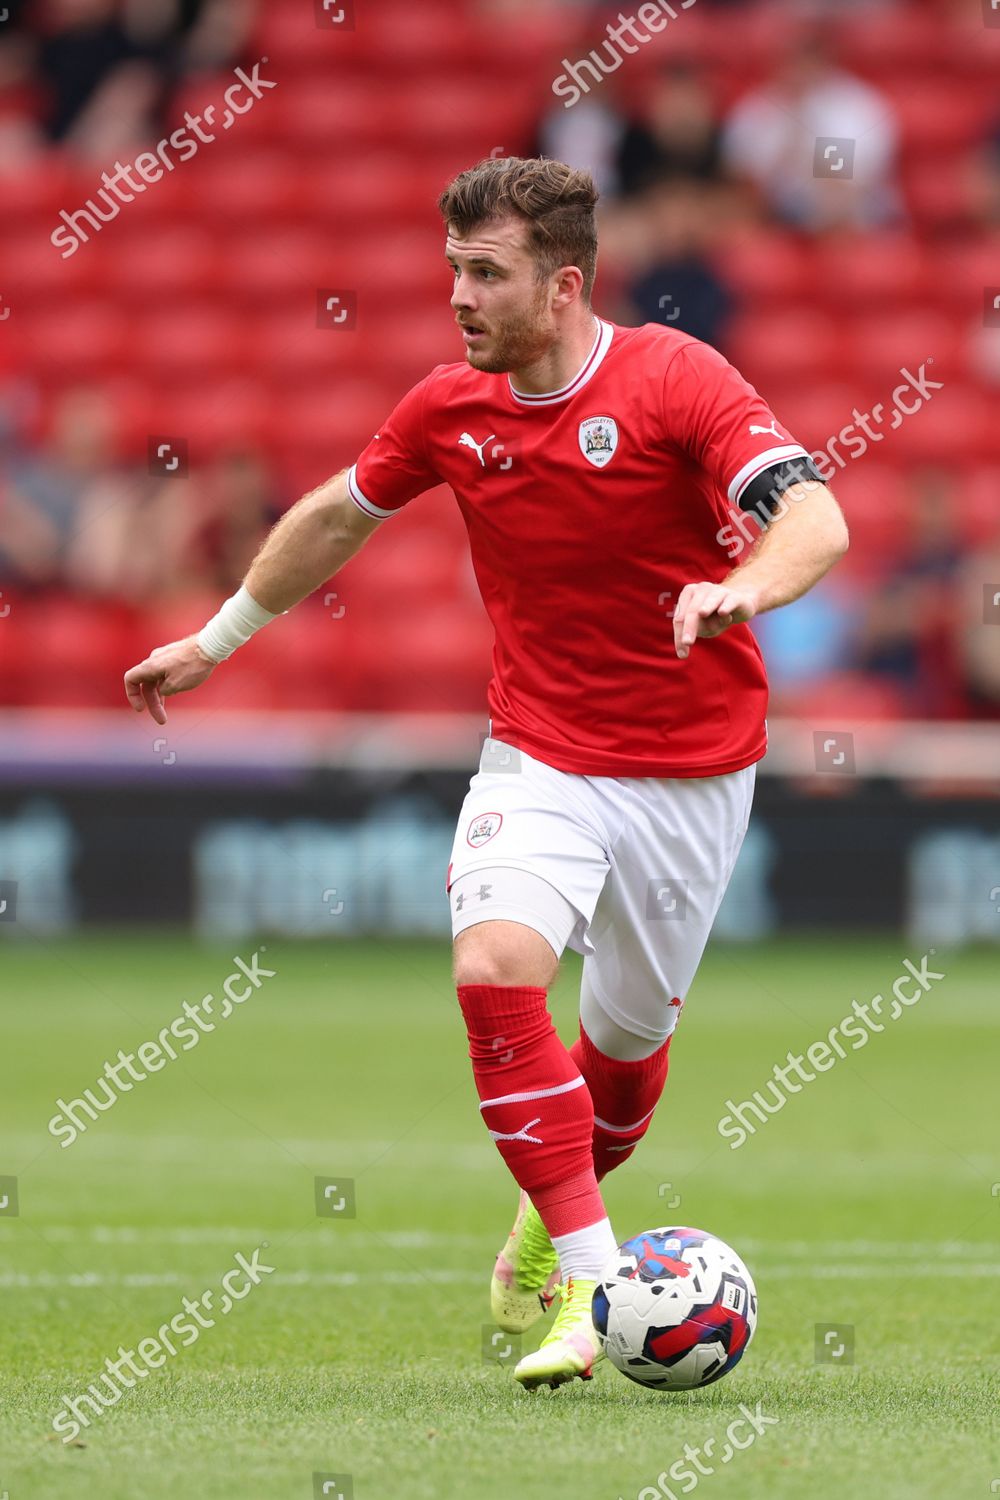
left=447, top=737, right=755, bottom=1044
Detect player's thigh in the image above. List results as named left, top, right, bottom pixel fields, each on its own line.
left=583, top=766, right=756, bottom=1044
left=447, top=739, right=611, bottom=987
left=451, top=867, right=591, bottom=987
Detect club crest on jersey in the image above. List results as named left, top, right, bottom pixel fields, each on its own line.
left=467, top=811, right=503, bottom=848
left=579, top=416, right=619, bottom=468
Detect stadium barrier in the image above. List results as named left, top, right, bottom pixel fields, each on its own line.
left=0, top=713, right=997, bottom=943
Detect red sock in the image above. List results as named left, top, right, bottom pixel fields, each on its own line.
left=569, top=1025, right=672, bottom=1181
left=457, top=984, right=606, bottom=1237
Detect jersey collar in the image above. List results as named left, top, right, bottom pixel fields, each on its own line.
left=507, top=318, right=614, bottom=407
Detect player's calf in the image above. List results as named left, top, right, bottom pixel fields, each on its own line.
left=569, top=1024, right=672, bottom=1180
left=456, top=980, right=617, bottom=1283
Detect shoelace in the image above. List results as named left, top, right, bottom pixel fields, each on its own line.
left=541, top=1277, right=596, bottom=1346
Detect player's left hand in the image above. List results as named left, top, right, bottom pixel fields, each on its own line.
left=673, top=582, right=760, bottom=661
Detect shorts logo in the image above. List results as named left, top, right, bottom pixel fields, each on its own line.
left=579, top=415, right=619, bottom=468
left=467, top=811, right=503, bottom=848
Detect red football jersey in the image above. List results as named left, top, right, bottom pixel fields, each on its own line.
left=348, top=319, right=812, bottom=778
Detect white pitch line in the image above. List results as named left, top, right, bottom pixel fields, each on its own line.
left=0, top=1227, right=997, bottom=1259
left=0, top=1264, right=998, bottom=1290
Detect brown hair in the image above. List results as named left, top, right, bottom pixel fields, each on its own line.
left=438, top=156, right=599, bottom=303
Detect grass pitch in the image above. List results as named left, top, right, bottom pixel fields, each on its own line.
left=0, top=932, right=997, bottom=1499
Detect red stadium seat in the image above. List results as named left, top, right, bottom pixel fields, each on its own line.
left=349, top=600, right=492, bottom=712
left=726, top=309, right=842, bottom=386
left=102, top=230, right=223, bottom=305
left=901, top=155, right=973, bottom=232
left=957, top=467, right=1000, bottom=544
left=713, top=234, right=815, bottom=306
left=811, top=236, right=935, bottom=311
left=16, top=303, right=132, bottom=382
left=13, top=596, right=134, bottom=708
left=222, top=232, right=332, bottom=308
left=184, top=153, right=302, bottom=227
left=883, top=80, right=990, bottom=153
left=130, top=305, right=250, bottom=382
left=842, top=313, right=965, bottom=386
left=830, top=462, right=911, bottom=569
left=838, top=10, right=951, bottom=74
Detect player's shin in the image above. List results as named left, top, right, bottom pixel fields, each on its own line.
left=569, top=1024, right=672, bottom=1181
left=456, top=984, right=616, bottom=1280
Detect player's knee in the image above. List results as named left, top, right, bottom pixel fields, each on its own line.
left=452, top=922, right=558, bottom=990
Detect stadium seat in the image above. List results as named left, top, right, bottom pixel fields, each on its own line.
left=712, top=235, right=815, bottom=306
left=131, top=306, right=250, bottom=382
left=103, top=231, right=223, bottom=305
left=883, top=80, right=989, bottom=152
left=349, top=600, right=492, bottom=712
left=811, top=236, right=934, bottom=310
left=842, top=312, right=966, bottom=386
left=17, top=304, right=132, bottom=382
left=14, top=596, right=134, bottom=707
left=726, top=309, right=842, bottom=385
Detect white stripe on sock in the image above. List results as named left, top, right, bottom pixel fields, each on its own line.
left=478, top=1075, right=585, bottom=1111
left=593, top=1106, right=656, bottom=1134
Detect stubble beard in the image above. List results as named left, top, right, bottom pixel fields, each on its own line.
left=465, top=286, right=554, bottom=375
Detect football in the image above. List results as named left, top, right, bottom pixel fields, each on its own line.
left=592, top=1226, right=758, bottom=1390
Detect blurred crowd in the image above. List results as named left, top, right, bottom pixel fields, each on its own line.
left=1, top=0, right=999, bottom=718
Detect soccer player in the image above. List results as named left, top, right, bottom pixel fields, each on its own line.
left=124, top=157, right=848, bottom=1390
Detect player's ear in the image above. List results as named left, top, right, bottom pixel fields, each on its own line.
left=551, top=265, right=585, bottom=310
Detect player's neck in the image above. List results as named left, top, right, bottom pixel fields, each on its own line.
left=508, top=313, right=601, bottom=397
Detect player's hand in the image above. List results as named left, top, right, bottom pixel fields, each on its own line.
left=124, top=636, right=217, bottom=724
left=673, top=582, right=759, bottom=661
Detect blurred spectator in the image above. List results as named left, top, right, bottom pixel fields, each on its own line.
left=24, top=0, right=256, bottom=160
left=752, top=576, right=856, bottom=692
left=622, top=180, right=735, bottom=351
left=34, top=0, right=156, bottom=146
left=617, top=66, right=724, bottom=199
left=0, top=388, right=125, bottom=592
left=721, top=31, right=902, bottom=230
left=968, top=114, right=1000, bottom=228
left=178, top=449, right=283, bottom=595
left=956, top=532, right=1000, bottom=720
left=537, top=94, right=626, bottom=198
left=851, top=470, right=967, bottom=717
left=67, top=445, right=281, bottom=604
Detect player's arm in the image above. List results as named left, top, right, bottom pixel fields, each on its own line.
left=673, top=480, right=849, bottom=661
left=243, top=467, right=381, bottom=612
left=124, top=470, right=380, bottom=723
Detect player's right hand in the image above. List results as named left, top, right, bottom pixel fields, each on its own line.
left=124, top=636, right=217, bottom=724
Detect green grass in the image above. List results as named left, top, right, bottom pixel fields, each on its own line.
left=0, top=932, right=997, bottom=1500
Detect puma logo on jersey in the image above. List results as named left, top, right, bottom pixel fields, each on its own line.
left=749, top=421, right=782, bottom=439
left=488, top=1116, right=543, bottom=1144
left=458, top=431, right=496, bottom=467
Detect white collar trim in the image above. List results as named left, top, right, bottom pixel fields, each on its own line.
left=508, top=319, right=613, bottom=406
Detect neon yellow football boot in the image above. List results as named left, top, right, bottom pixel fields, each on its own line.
left=490, top=1190, right=561, bottom=1334
left=513, top=1275, right=604, bottom=1390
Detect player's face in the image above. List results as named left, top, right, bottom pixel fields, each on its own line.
left=446, top=218, right=557, bottom=374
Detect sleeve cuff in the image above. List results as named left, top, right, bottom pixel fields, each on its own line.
left=347, top=465, right=399, bottom=520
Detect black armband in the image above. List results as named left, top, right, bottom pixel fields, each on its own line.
left=738, top=456, right=826, bottom=516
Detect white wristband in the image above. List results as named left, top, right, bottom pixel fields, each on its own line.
left=196, top=584, right=282, bottom=663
